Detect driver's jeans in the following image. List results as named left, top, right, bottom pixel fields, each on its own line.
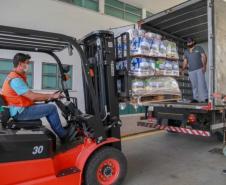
left=14, top=103, right=67, bottom=138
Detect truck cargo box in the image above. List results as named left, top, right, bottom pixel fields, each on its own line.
left=139, top=0, right=226, bottom=109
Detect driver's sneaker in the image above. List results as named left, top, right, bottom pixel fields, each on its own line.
left=61, top=124, right=78, bottom=144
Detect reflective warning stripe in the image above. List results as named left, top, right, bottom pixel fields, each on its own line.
left=137, top=122, right=211, bottom=137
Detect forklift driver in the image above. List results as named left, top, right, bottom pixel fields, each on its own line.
left=1, top=53, right=71, bottom=141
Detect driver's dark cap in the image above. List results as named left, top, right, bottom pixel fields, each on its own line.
left=186, top=37, right=194, bottom=43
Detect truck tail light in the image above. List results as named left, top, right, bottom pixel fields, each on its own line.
left=188, top=114, right=197, bottom=124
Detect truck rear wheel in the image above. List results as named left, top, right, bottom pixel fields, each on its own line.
left=84, top=146, right=127, bottom=185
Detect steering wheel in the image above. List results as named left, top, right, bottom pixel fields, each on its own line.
left=45, top=90, right=69, bottom=117
left=53, top=90, right=64, bottom=95
left=45, top=90, right=64, bottom=103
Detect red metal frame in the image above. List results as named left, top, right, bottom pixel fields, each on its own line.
left=0, top=137, right=120, bottom=185
left=201, top=102, right=212, bottom=111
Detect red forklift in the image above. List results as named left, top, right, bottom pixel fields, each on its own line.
left=0, top=26, right=127, bottom=185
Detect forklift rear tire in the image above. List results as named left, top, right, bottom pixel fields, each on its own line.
left=84, top=146, right=127, bottom=185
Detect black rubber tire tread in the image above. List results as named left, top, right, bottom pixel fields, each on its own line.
left=84, top=146, right=127, bottom=185
left=215, top=131, right=224, bottom=142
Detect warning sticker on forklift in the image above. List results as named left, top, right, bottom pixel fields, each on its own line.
left=108, top=42, right=113, bottom=48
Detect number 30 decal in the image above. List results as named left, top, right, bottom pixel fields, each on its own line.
left=32, top=146, right=44, bottom=155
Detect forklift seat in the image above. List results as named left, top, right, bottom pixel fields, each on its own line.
left=0, top=95, right=42, bottom=129
left=6, top=119, right=42, bottom=130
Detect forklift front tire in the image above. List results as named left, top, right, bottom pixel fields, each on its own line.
left=84, top=146, right=127, bottom=185
left=214, top=131, right=224, bottom=142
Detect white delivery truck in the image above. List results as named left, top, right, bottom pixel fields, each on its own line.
left=115, top=0, right=226, bottom=141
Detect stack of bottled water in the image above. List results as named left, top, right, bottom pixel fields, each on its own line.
left=116, top=29, right=182, bottom=103
left=127, top=29, right=179, bottom=59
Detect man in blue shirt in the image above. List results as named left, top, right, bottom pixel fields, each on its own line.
left=2, top=53, right=71, bottom=141
left=182, top=38, right=208, bottom=103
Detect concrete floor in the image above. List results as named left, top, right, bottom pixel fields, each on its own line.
left=122, top=131, right=226, bottom=185
left=120, top=115, right=154, bottom=136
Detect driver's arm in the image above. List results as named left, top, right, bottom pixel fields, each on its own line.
left=10, top=78, right=55, bottom=102
left=22, top=90, right=53, bottom=102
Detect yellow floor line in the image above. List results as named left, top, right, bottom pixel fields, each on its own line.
left=122, top=130, right=164, bottom=141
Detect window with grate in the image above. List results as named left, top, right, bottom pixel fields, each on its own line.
left=72, top=0, right=99, bottom=11
left=42, top=63, right=73, bottom=90
left=105, top=0, right=142, bottom=22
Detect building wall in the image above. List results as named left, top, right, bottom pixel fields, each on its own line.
left=0, top=0, right=132, bottom=112
left=0, top=0, right=131, bottom=38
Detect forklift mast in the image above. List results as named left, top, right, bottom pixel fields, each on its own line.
left=82, top=31, right=121, bottom=146
left=82, top=31, right=118, bottom=118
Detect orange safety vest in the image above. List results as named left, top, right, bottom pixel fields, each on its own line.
left=1, top=71, right=33, bottom=107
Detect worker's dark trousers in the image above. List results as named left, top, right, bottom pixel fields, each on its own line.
left=14, top=103, right=67, bottom=138
left=188, top=68, right=208, bottom=102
